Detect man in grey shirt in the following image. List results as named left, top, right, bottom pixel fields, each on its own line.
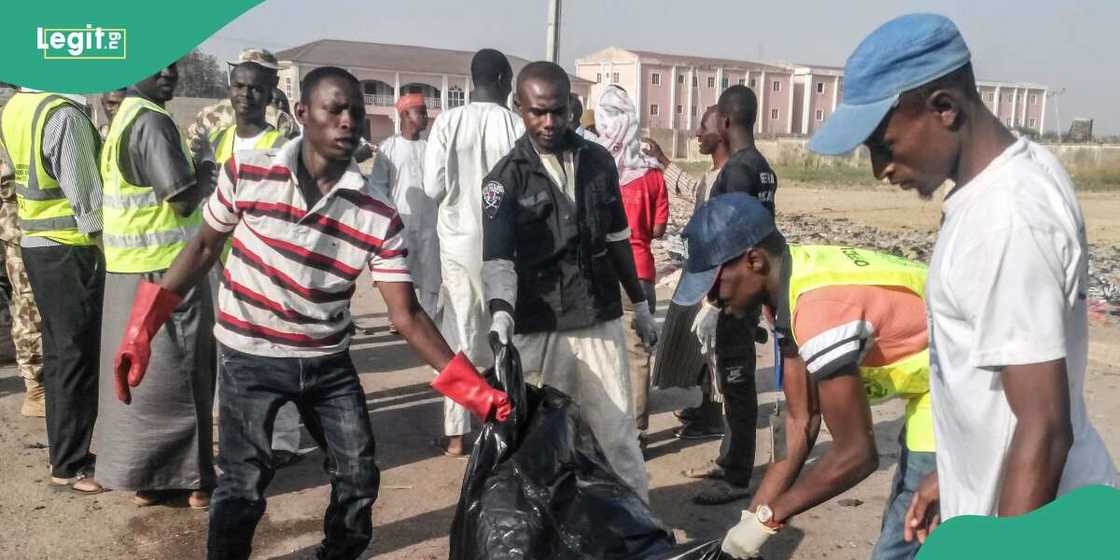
left=92, top=64, right=218, bottom=509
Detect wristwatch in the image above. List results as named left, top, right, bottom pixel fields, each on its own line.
left=756, top=505, right=774, bottom=524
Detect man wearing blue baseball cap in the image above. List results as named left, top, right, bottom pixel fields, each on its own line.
left=675, top=193, right=937, bottom=559
left=810, top=12, right=1117, bottom=544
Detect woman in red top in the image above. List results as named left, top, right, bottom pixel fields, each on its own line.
left=594, top=85, right=668, bottom=443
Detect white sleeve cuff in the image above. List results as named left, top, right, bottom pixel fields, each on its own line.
left=482, top=259, right=517, bottom=309
left=606, top=227, right=631, bottom=243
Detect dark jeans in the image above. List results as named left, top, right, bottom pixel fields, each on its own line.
left=870, top=428, right=936, bottom=560
left=715, top=312, right=758, bottom=488
left=22, top=244, right=104, bottom=479
left=209, top=347, right=379, bottom=560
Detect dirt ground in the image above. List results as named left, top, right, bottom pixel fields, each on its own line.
left=1, top=184, right=1118, bottom=560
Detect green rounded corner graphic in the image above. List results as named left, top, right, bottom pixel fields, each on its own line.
left=918, top=485, right=1120, bottom=559
left=1, top=1, right=265, bottom=93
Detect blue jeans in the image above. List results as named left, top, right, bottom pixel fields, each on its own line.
left=870, top=427, right=937, bottom=560
left=208, top=347, right=379, bottom=560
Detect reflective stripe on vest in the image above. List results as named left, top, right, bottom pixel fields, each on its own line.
left=210, top=125, right=285, bottom=165
left=787, top=245, right=935, bottom=452
left=0, top=92, right=93, bottom=245
left=100, top=96, right=200, bottom=273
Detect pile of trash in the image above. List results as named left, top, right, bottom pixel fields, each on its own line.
left=652, top=189, right=1120, bottom=322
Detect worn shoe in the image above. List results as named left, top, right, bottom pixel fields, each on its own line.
left=674, top=423, right=725, bottom=440
left=271, top=450, right=304, bottom=469
left=21, top=384, right=45, bottom=418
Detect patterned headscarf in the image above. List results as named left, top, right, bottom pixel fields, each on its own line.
left=593, top=85, right=660, bottom=185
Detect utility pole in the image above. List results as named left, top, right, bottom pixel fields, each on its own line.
left=545, top=0, right=562, bottom=63
left=1050, top=88, right=1065, bottom=144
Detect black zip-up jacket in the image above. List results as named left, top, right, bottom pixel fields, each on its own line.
left=482, top=131, right=630, bottom=334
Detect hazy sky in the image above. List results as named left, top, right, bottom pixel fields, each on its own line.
left=201, top=0, right=1117, bottom=134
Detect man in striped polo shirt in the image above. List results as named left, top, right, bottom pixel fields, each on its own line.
left=111, top=66, right=510, bottom=560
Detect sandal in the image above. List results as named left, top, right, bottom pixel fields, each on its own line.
left=132, top=490, right=172, bottom=507
left=692, top=480, right=752, bottom=506
left=433, top=436, right=467, bottom=458
left=682, top=461, right=726, bottom=480
left=49, top=473, right=105, bottom=495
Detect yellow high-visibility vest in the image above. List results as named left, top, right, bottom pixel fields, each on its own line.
left=209, top=125, right=286, bottom=165
left=0, top=92, right=94, bottom=246
left=208, top=125, right=287, bottom=264
left=787, top=245, right=934, bottom=452
left=100, top=96, right=200, bottom=273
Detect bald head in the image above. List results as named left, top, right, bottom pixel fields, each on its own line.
left=717, top=85, right=758, bottom=131
left=516, top=61, right=570, bottom=98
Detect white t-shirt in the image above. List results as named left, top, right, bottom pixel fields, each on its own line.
left=927, top=138, right=1117, bottom=520
left=233, top=129, right=267, bottom=153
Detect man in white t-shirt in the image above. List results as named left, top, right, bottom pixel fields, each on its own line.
left=808, top=13, right=1117, bottom=545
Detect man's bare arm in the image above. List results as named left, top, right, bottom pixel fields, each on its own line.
left=768, top=365, right=878, bottom=523
left=378, top=281, right=455, bottom=371
left=998, top=358, right=1073, bottom=516
left=158, top=222, right=230, bottom=296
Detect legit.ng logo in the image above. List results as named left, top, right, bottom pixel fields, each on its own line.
left=36, top=25, right=127, bottom=60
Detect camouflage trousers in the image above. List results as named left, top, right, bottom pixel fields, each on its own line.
left=3, top=239, right=43, bottom=382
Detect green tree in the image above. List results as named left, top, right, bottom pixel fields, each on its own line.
left=175, top=49, right=226, bottom=98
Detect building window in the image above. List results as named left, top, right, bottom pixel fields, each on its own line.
left=678, top=74, right=685, bottom=85
left=749, top=78, right=757, bottom=89
left=612, top=72, right=619, bottom=83
left=691, top=106, right=698, bottom=116
left=1030, top=93, right=1038, bottom=104
left=816, top=82, right=824, bottom=94
left=721, top=77, right=729, bottom=89
left=815, top=109, right=824, bottom=121
left=1029, top=117, right=1037, bottom=128
left=448, top=86, right=465, bottom=108
left=771, top=108, right=779, bottom=120
left=676, top=104, right=683, bottom=114
left=596, top=73, right=602, bottom=83
left=737, top=78, right=745, bottom=86
left=707, top=77, right=716, bottom=88
left=650, top=104, right=660, bottom=116
left=692, top=76, right=698, bottom=87
left=1006, top=117, right=1013, bottom=125
left=284, top=77, right=293, bottom=99
left=651, top=72, right=661, bottom=86
left=772, top=80, right=781, bottom=92
left=985, top=92, right=993, bottom=101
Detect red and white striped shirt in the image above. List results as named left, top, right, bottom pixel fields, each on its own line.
left=203, top=139, right=411, bottom=357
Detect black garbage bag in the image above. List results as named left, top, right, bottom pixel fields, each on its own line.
left=450, top=339, right=677, bottom=559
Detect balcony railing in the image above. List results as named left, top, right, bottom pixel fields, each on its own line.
left=364, top=94, right=444, bottom=110
left=364, top=94, right=394, bottom=106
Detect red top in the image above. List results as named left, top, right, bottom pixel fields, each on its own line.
left=620, top=169, right=670, bottom=281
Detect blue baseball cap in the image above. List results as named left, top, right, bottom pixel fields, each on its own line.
left=808, top=13, right=971, bottom=156
left=673, top=193, right=776, bottom=306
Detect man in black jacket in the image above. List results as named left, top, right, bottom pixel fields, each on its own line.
left=481, top=62, right=656, bottom=499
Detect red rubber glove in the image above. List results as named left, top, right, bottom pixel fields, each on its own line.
left=431, top=352, right=511, bottom=422
left=114, top=281, right=181, bottom=404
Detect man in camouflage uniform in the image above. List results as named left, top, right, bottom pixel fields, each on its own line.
left=0, top=137, right=45, bottom=417
left=189, top=48, right=308, bottom=469
left=186, top=49, right=299, bottom=157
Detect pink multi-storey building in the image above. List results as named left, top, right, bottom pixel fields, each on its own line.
left=977, top=80, right=1048, bottom=133
left=576, top=47, right=1048, bottom=156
